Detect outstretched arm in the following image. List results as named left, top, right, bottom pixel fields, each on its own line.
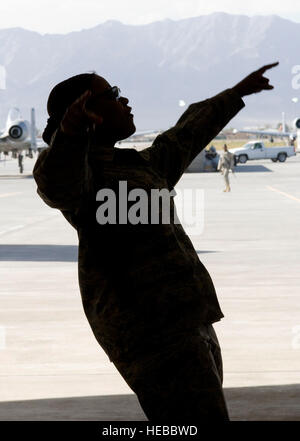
left=142, top=62, right=279, bottom=189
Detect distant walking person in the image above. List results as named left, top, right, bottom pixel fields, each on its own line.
left=18, top=153, right=24, bottom=174
left=218, top=144, right=235, bottom=192
left=33, top=62, right=278, bottom=421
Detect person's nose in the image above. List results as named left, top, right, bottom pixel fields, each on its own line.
left=119, top=96, right=129, bottom=105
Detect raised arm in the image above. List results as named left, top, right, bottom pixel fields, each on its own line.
left=143, top=89, right=244, bottom=189
left=142, top=62, right=279, bottom=189
left=33, top=90, right=100, bottom=211
left=33, top=129, right=89, bottom=211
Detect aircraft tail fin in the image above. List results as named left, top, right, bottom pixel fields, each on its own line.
left=5, top=108, right=22, bottom=129
left=30, top=108, right=37, bottom=152
left=282, top=112, right=286, bottom=134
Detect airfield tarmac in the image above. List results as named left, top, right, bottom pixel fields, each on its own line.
left=0, top=151, right=300, bottom=420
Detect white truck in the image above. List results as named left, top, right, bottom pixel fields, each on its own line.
left=230, top=141, right=296, bottom=164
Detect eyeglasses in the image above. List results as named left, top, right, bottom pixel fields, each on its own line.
left=94, top=86, right=121, bottom=101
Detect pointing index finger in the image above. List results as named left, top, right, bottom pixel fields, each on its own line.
left=258, top=62, right=279, bottom=74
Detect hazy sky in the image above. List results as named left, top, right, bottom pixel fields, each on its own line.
left=0, top=0, right=300, bottom=34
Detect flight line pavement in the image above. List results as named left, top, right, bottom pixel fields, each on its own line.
left=0, top=153, right=300, bottom=420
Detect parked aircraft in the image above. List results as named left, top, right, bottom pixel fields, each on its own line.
left=0, top=107, right=45, bottom=173
left=233, top=113, right=300, bottom=147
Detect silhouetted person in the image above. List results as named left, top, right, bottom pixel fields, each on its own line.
left=218, top=144, right=235, bottom=192
left=205, top=145, right=217, bottom=160
left=290, top=137, right=295, bottom=148
left=18, top=153, right=24, bottom=174
left=33, top=62, right=278, bottom=421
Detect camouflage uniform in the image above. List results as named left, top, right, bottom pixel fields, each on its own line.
left=218, top=151, right=235, bottom=190
left=33, top=88, right=244, bottom=420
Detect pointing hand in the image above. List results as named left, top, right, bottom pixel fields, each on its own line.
left=233, top=62, right=279, bottom=97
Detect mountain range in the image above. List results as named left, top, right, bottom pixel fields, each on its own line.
left=0, top=12, right=299, bottom=132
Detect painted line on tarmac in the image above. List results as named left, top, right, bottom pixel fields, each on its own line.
left=0, top=192, right=23, bottom=198
left=0, top=213, right=58, bottom=237
left=266, top=186, right=300, bottom=203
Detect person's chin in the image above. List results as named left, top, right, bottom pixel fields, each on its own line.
left=122, top=123, right=136, bottom=140
left=129, top=121, right=136, bottom=136
left=115, top=119, right=136, bottom=141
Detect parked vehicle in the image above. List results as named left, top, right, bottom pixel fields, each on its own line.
left=230, top=141, right=296, bottom=164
